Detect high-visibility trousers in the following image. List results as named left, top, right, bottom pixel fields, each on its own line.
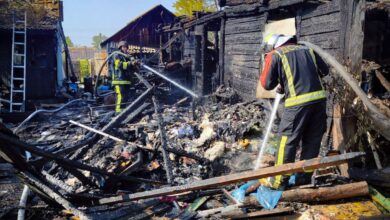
left=114, top=84, right=131, bottom=112
left=273, top=101, right=326, bottom=188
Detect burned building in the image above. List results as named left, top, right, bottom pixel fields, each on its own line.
left=0, top=1, right=389, bottom=219
left=160, top=0, right=389, bottom=101
left=0, top=0, right=66, bottom=113
left=100, top=4, right=176, bottom=57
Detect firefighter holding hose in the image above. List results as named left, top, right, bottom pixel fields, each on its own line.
left=112, top=41, right=139, bottom=113
left=259, top=34, right=329, bottom=188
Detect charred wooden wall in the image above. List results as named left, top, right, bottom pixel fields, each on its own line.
left=297, top=0, right=344, bottom=60
left=222, top=0, right=351, bottom=101
left=223, top=12, right=266, bottom=100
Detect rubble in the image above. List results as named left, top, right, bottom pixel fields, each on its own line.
left=0, top=79, right=387, bottom=219
left=1, top=0, right=390, bottom=219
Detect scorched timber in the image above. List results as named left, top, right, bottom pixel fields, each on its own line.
left=99, top=152, right=364, bottom=204
left=0, top=133, right=162, bottom=185
left=244, top=181, right=369, bottom=204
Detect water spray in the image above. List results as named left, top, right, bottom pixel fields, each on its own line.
left=141, top=64, right=199, bottom=98
left=254, top=92, right=284, bottom=170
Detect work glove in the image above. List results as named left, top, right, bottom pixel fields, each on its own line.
left=132, top=60, right=141, bottom=72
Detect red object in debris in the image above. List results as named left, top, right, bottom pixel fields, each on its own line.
left=160, top=196, right=177, bottom=202
left=121, top=151, right=131, bottom=159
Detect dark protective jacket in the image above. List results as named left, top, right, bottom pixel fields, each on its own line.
left=260, top=44, right=329, bottom=107
left=112, top=53, right=135, bottom=85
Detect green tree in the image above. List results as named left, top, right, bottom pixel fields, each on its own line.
left=65, top=36, right=74, bottom=47
left=173, top=0, right=217, bottom=17
left=92, top=33, right=108, bottom=49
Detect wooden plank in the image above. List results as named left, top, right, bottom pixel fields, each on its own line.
left=219, top=16, right=226, bottom=85
left=300, top=31, right=340, bottom=49
left=225, top=4, right=261, bottom=17
left=228, top=59, right=260, bottom=69
left=244, top=182, right=369, bottom=205
left=0, top=133, right=161, bottom=185
left=226, top=15, right=264, bottom=25
left=344, top=0, right=365, bottom=74
left=225, top=32, right=263, bottom=44
left=99, top=152, right=365, bottom=204
left=225, top=20, right=264, bottom=35
left=20, top=171, right=90, bottom=219
left=226, top=65, right=259, bottom=80
left=224, top=0, right=259, bottom=7
left=225, top=54, right=261, bottom=62
left=332, top=104, right=349, bottom=177
left=183, top=11, right=224, bottom=29
left=301, top=0, right=341, bottom=20
left=267, top=0, right=304, bottom=9
left=225, top=43, right=262, bottom=56
left=300, top=13, right=341, bottom=36
left=281, top=181, right=369, bottom=202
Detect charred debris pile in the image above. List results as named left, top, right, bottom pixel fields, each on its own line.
left=0, top=74, right=384, bottom=219
left=1, top=0, right=390, bottom=218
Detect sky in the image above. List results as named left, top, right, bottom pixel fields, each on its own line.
left=62, top=0, right=176, bottom=46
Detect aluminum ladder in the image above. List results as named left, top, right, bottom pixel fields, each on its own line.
left=9, top=12, right=27, bottom=112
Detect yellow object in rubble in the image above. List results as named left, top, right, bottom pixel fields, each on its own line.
left=62, top=210, right=80, bottom=220
left=258, top=177, right=273, bottom=188
left=238, top=139, right=250, bottom=148
left=299, top=201, right=381, bottom=220
left=121, top=161, right=131, bottom=167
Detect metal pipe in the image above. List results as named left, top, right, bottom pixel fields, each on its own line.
left=142, top=64, right=199, bottom=98
left=69, top=120, right=124, bottom=143
left=14, top=99, right=83, bottom=134
left=69, top=120, right=150, bottom=151
left=17, top=151, right=31, bottom=220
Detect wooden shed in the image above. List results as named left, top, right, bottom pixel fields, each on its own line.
left=0, top=0, right=65, bottom=112
left=100, top=4, right=176, bottom=56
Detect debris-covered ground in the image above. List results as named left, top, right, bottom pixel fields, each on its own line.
left=0, top=81, right=389, bottom=219
left=1, top=0, right=390, bottom=219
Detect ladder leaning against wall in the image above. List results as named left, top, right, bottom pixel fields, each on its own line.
left=0, top=12, right=27, bottom=112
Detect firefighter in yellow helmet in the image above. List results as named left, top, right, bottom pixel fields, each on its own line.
left=112, top=41, right=138, bottom=112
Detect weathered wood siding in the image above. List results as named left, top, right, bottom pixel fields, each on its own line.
left=223, top=0, right=347, bottom=101
left=297, top=0, right=343, bottom=59
left=224, top=14, right=266, bottom=100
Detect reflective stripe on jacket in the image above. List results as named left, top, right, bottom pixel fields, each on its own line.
left=260, top=44, right=329, bottom=107
left=112, top=53, right=132, bottom=85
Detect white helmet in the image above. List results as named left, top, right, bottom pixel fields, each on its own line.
left=274, top=35, right=294, bottom=48
left=263, top=33, right=281, bottom=49
left=263, top=34, right=294, bottom=49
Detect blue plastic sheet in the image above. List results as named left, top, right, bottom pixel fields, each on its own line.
left=231, top=180, right=257, bottom=203
left=233, top=175, right=297, bottom=209
left=251, top=185, right=283, bottom=209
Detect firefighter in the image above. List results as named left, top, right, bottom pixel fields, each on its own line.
left=259, top=34, right=329, bottom=188
left=112, top=41, right=137, bottom=113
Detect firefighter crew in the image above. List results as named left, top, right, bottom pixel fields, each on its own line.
left=112, top=41, right=136, bottom=113
left=259, top=34, right=329, bottom=188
